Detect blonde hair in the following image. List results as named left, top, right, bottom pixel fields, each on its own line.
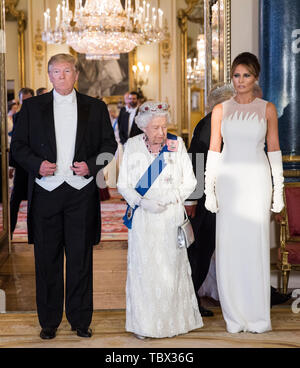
left=206, top=83, right=235, bottom=113
left=48, top=53, right=79, bottom=72
left=107, top=104, right=119, bottom=119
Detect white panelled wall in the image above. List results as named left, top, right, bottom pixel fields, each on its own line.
left=231, top=0, right=259, bottom=60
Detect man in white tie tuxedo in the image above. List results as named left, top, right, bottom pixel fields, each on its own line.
left=11, top=54, right=117, bottom=340
left=118, top=91, right=143, bottom=145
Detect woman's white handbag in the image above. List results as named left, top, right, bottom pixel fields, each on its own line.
left=177, top=208, right=195, bottom=249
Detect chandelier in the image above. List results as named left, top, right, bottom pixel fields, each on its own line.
left=187, top=34, right=205, bottom=85
left=42, top=0, right=165, bottom=60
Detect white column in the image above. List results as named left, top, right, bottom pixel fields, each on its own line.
left=231, top=0, right=259, bottom=59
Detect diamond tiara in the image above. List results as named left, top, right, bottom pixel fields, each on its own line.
left=139, top=102, right=169, bottom=114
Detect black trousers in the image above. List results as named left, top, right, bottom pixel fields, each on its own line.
left=187, top=207, right=216, bottom=298
left=10, top=166, right=28, bottom=235
left=31, top=181, right=98, bottom=329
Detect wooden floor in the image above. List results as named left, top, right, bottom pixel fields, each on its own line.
left=0, top=241, right=128, bottom=311
left=1, top=242, right=300, bottom=348
left=0, top=308, right=300, bottom=348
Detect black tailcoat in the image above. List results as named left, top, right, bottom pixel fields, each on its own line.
left=187, top=112, right=217, bottom=294
left=11, top=90, right=118, bottom=245
left=117, top=106, right=143, bottom=145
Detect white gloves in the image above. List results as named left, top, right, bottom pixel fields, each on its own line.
left=268, top=151, right=285, bottom=213
left=204, top=150, right=221, bottom=213
left=203, top=150, right=284, bottom=214
left=140, top=198, right=166, bottom=214
left=158, top=190, right=180, bottom=206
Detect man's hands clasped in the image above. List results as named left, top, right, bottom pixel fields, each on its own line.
left=71, top=162, right=90, bottom=177
left=39, top=161, right=57, bottom=177
left=39, top=161, right=90, bottom=177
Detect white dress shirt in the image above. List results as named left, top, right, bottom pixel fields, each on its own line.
left=35, top=89, right=93, bottom=191
left=126, top=106, right=138, bottom=137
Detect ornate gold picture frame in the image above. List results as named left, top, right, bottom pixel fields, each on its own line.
left=5, top=0, right=26, bottom=88
left=74, top=50, right=137, bottom=105
left=205, top=0, right=231, bottom=96
left=178, top=0, right=231, bottom=141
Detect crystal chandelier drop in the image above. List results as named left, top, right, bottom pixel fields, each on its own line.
left=42, top=0, right=165, bottom=60
left=187, top=34, right=205, bottom=85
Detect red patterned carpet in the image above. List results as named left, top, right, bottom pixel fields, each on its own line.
left=10, top=188, right=128, bottom=243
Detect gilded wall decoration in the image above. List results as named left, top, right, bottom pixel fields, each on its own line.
left=160, top=19, right=172, bottom=74
left=0, top=0, right=10, bottom=255
left=33, top=20, right=45, bottom=75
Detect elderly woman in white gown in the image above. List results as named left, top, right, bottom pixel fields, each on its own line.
left=117, top=102, right=203, bottom=339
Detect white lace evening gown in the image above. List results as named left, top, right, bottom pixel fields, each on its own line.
left=118, top=134, right=203, bottom=338
left=216, top=97, right=273, bottom=333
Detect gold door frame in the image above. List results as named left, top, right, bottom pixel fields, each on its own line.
left=178, top=0, right=199, bottom=138
left=0, top=0, right=9, bottom=265
left=5, top=0, right=26, bottom=88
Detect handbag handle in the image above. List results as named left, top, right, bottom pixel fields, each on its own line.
left=183, top=206, right=189, bottom=221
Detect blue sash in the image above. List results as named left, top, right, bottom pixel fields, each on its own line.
left=123, top=133, right=177, bottom=229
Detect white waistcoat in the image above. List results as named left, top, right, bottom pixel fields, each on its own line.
left=35, top=89, right=93, bottom=191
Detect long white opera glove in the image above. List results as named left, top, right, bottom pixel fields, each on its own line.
left=268, top=150, right=285, bottom=213
left=204, top=150, right=221, bottom=213
left=140, top=198, right=166, bottom=214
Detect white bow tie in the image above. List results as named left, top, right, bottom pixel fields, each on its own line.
left=54, top=91, right=75, bottom=105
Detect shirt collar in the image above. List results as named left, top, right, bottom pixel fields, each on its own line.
left=53, top=89, right=76, bottom=105
left=126, top=105, right=138, bottom=113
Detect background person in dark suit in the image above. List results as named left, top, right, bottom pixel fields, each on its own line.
left=9, top=87, right=34, bottom=239
left=118, top=91, right=143, bottom=145
left=11, top=54, right=117, bottom=340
